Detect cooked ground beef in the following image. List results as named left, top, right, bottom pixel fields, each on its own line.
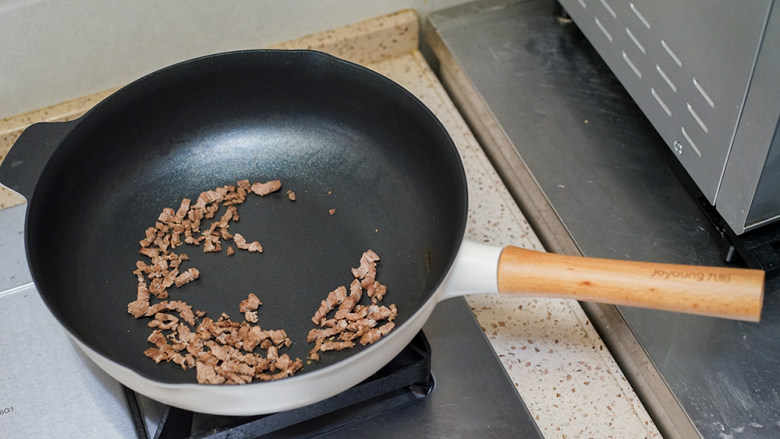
left=130, top=179, right=303, bottom=384
left=130, top=180, right=395, bottom=384
left=307, top=250, right=397, bottom=361
left=239, top=293, right=262, bottom=313
left=174, top=268, right=200, bottom=288
left=250, top=180, right=282, bottom=196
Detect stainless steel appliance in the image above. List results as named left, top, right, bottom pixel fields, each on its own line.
left=558, top=0, right=780, bottom=235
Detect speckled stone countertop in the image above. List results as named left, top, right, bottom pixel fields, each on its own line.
left=0, top=10, right=660, bottom=439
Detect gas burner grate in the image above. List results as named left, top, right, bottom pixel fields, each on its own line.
left=125, top=331, right=434, bottom=439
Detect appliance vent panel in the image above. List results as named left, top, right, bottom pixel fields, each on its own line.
left=560, top=0, right=771, bottom=203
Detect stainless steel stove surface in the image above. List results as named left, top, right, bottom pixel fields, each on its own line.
left=426, top=1, right=780, bottom=438
left=0, top=203, right=542, bottom=438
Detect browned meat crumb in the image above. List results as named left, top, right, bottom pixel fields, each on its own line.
left=266, top=329, right=290, bottom=347
left=218, top=359, right=255, bottom=377
left=188, top=207, right=204, bottom=226
left=367, top=304, right=397, bottom=321
left=367, top=281, right=387, bottom=303
left=144, top=227, right=157, bottom=243
left=219, top=206, right=236, bottom=226
left=144, top=300, right=197, bottom=326
left=241, top=326, right=264, bottom=351
left=148, top=312, right=179, bottom=330
left=158, top=207, right=176, bottom=223
left=127, top=299, right=150, bottom=318
left=311, top=286, right=347, bottom=325
left=174, top=268, right=200, bottom=287
left=250, top=180, right=282, bottom=196
left=247, top=241, right=263, bottom=252
left=286, top=190, right=296, bottom=201
left=138, top=247, right=159, bottom=258
left=220, top=228, right=232, bottom=241
left=345, top=318, right=378, bottom=335
left=233, top=233, right=263, bottom=253
left=326, top=286, right=347, bottom=309
left=196, top=362, right=226, bottom=384
left=239, top=293, right=262, bottom=313
left=320, top=340, right=356, bottom=352
left=202, top=235, right=222, bottom=253
left=255, top=362, right=303, bottom=381
left=351, top=249, right=380, bottom=280
left=143, top=347, right=168, bottom=363
left=143, top=328, right=192, bottom=370
left=360, top=322, right=396, bottom=345
left=147, top=329, right=167, bottom=346
left=233, top=233, right=248, bottom=250
left=194, top=189, right=223, bottom=209
left=338, top=279, right=363, bottom=312
left=333, top=308, right=368, bottom=321
left=273, top=354, right=294, bottom=371
left=148, top=279, right=168, bottom=299
left=127, top=276, right=151, bottom=318
left=306, top=319, right=348, bottom=343
left=328, top=208, right=336, bottom=215
left=226, top=246, right=235, bottom=256
left=308, top=338, right=323, bottom=360
left=175, top=198, right=191, bottom=220
left=308, top=250, right=396, bottom=361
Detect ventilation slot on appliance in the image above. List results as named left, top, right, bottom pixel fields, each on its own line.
left=656, top=64, right=677, bottom=92
left=661, top=39, right=682, bottom=67
left=687, top=102, right=709, bottom=133
left=651, top=87, right=672, bottom=116
left=693, top=77, right=715, bottom=108
left=681, top=126, right=703, bottom=158
left=594, top=16, right=613, bottom=41
left=622, top=51, right=642, bottom=78
left=599, top=0, right=617, bottom=18
left=629, top=2, right=651, bottom=29
left=625, top=27, right=646, bottom=54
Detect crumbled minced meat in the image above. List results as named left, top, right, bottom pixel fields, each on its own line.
left=129, top=180, right=395, bottom=383
left=308, top=250, right=396, bottom=362
left=130, top=180, right=301, bottom=384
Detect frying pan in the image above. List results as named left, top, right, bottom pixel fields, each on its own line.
left=0, top=50, right=764, bottom=416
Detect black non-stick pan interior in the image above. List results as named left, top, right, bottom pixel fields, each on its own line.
left=26, top=50, right=468, bottom=383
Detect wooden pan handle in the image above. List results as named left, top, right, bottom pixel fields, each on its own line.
left=497, top=246, right=765, bottom=322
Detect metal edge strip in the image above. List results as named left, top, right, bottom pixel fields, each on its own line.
left=0, top=281, right=34, bottom=299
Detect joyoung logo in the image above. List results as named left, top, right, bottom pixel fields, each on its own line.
left=650, top=269, right=731, bottom=283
